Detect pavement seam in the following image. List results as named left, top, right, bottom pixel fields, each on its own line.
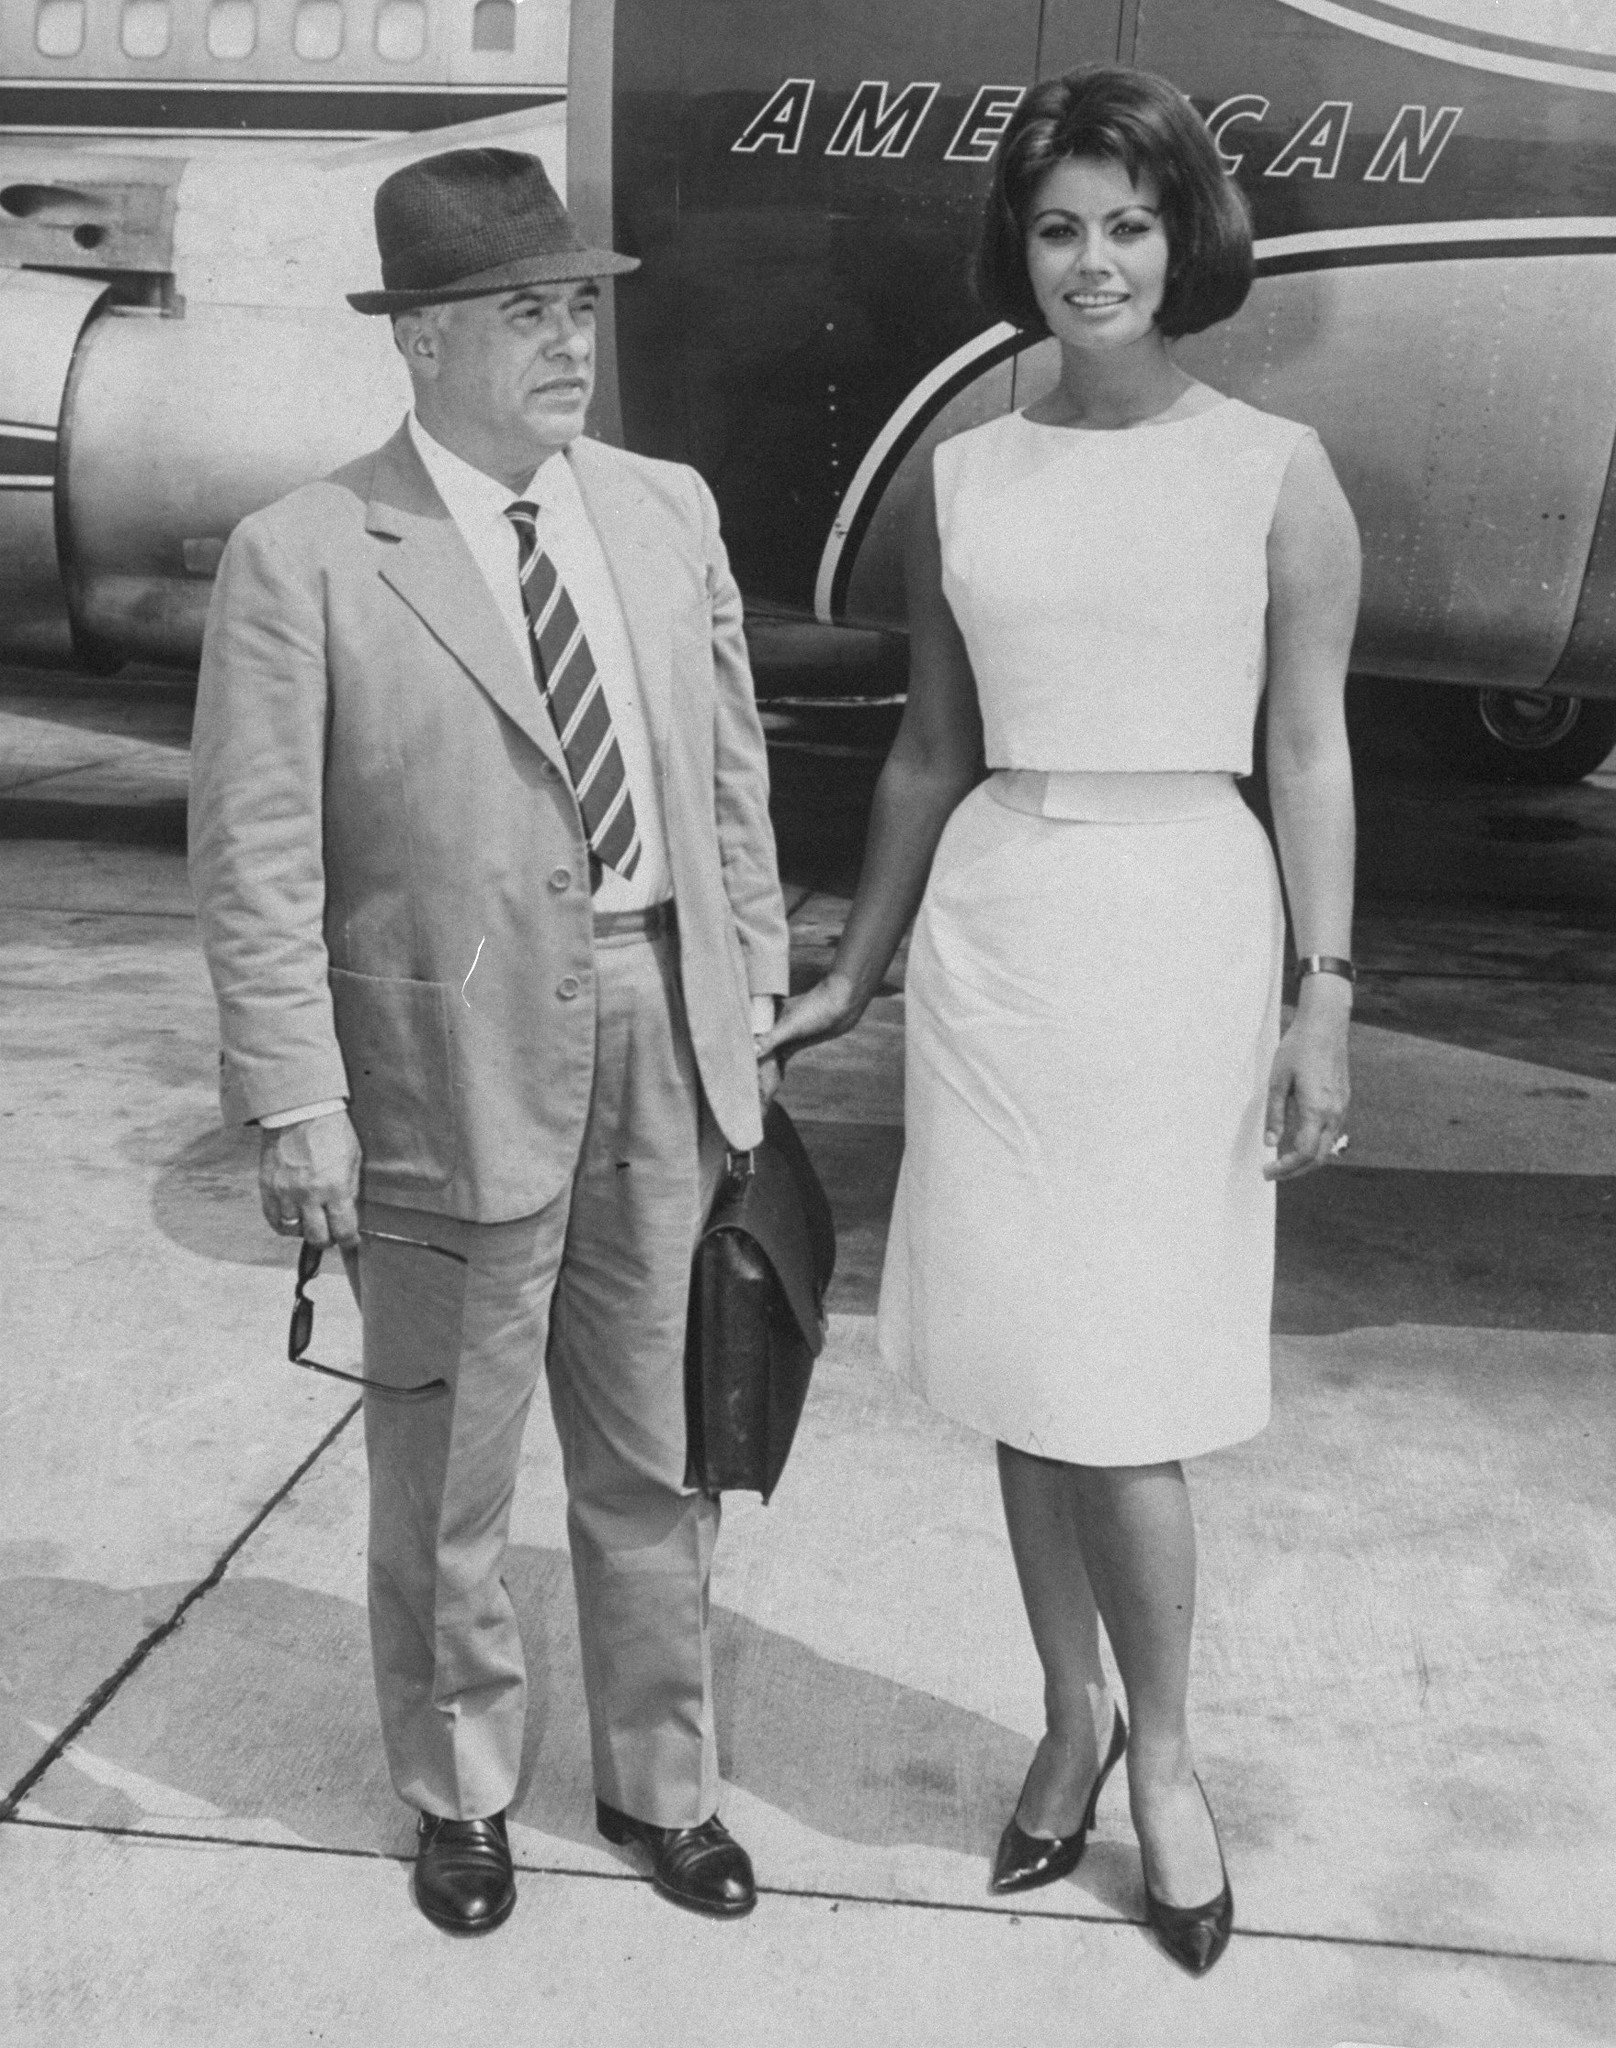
left=9, top=1817, right=1614, bottom=1971
left=0, top=904, right=196, bottom=920
left=0, top=755, right=138, bottom=798
left=0, top=1400, right=361, bottom=1825
left=1360, top=968, right=1616, bottom=985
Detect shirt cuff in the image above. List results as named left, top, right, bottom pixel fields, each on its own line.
left=257, top=1099, right=347, bottom=1130
left=751, top=995, right=779, bottom=1038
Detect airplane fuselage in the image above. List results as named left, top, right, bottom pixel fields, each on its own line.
left=4, top=1, right=1616, bottom=746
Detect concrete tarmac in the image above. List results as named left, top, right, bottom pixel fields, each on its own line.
left=2, top=673, right=1614, bottom=2047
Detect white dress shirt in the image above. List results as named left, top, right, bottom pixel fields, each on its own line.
left=260, top=419, right=770, bottom=1130
left=407, top=411, right=672, bottom=913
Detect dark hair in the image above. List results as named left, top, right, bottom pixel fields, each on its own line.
left=975, top=66, right=1253, bottom=339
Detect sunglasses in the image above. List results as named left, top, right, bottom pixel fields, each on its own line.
left=289, top=1231, right=463, bottom=1401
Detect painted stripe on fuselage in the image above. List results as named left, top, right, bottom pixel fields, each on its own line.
left=812, top=219, right=1616, bottom=622
left=811, top=322, right=1019, bottom=623
left=1276, top=0, right=1616, bottom=93
left=0, top=82, right=564, bottom=136
left=1258, top=214, right=1616, bottom=270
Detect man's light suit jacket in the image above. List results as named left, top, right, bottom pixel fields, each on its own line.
left=189, top=422, right=790, bottom=1224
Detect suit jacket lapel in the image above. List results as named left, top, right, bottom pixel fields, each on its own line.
left=567, top=437, right=674, bottom=765
left=365, top=425, right=567, bottom=775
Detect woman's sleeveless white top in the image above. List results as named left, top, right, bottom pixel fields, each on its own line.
left=933, top=399, right=1314, bottom=775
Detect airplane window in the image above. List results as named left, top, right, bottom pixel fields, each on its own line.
left=293, top=0, right=344, bottom=61
left=472, top=0, right=515, bottom=54
left=34, top=1, right=86, bottom=58
left=375, top=0, right=426, bottom=63
left=121, top=1, right=172, bottom=58
left=206, top=0, right=257, bottom=60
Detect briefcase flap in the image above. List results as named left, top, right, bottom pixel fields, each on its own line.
left=705, top=1101, right=834, bottom=1352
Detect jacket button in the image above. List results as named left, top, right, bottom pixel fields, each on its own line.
left=548, top=866, right=572, bottom=892
left=556, top=974, right=581, bottom=1001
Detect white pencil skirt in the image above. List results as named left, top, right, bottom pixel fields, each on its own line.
left=877, top=773, right=1285, bottom=1467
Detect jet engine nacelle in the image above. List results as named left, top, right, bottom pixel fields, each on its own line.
left=0, top=85, right=567, bottom=674
left=0, top=271, right=107, bottom=666
left=59, top=298, right=405, bottom=667
left=0, top=267, right=407, bottom=670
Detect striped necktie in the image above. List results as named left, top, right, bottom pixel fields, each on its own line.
left=505, top=499, right=641, bottom=881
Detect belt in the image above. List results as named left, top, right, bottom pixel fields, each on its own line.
left=988, top=769, right=1239, bottom=823
left=592, top=901, right=677, bottom=941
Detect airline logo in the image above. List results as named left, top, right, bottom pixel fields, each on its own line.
left=1209, top=96, right=1460, bottom=182
left=732, top=78, right=1463, bottom=186
left=733, top=80, right=1024, bottom=163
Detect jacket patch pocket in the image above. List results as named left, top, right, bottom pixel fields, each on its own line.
left=330, top=968, right=459, bottom=1189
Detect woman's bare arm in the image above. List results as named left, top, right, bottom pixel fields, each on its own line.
left=760, top=464, right=985, bottom=1053
left=1262, top=430, right=1362, bottom=1177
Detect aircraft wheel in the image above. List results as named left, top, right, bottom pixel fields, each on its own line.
left=1405, top=684, right=1616, bottom=784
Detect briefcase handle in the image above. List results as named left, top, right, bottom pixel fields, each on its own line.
left=706, top=1103, right=836, bottom=1330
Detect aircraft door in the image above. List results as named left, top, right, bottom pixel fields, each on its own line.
left=608, top=0, right=1128, bottom=622
left=821, top=1, right=1130, bottom=627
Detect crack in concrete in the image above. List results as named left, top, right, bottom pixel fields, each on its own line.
left=0, top=754, right=129, bottom=798
left=0, top=1400, right=360, bottom=1824
left=8, top=1815, right=1616, bottom=1971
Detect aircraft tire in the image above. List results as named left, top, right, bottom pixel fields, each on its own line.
left=1405, top=684, right=1616, bottom=785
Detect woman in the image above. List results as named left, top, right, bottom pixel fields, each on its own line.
left=761, top=67, right=1359, bottom=1975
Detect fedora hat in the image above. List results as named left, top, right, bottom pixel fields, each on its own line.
left=347, top=147, right=638, bottom=314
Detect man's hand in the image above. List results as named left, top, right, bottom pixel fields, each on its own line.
left=260, top=1109, right=363, bottom=1247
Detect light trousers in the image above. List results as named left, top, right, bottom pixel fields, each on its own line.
left=357, top=927, right=725, bottom=1825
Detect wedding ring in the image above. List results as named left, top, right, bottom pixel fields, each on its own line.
left=1331, top=1134, right=1350, bottom=1156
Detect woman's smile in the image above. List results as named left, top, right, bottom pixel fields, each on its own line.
left=1026, top=156, right=1170, bottom=351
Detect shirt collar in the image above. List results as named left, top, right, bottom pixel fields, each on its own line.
left=407, top=411, right=572, bottom=523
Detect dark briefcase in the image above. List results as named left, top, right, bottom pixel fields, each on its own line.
left=684, top=1100, right=836, bottom=1502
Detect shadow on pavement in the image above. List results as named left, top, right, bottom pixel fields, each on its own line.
left=151, top=1120, right=293, bottom=1270
left=1275, top=1168, right=1616, bottom=1334
left=0, top=798, right=188, bottom=847
left=3, top=1549, right=1127, bottom=1906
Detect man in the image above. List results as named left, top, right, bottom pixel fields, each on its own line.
left=189, top=149, right=789, bottom=1934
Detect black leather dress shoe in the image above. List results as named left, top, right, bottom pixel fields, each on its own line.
left=596, top=1799, right=757, bottom=1918
left=990, top=1708, right=1128, bottom=1895
left=1143, top=1777, right=1234, bottom=1976
left=414, top=1810, right=516, bottom=1934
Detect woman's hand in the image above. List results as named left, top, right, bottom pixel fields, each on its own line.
left=756, top=972, right=866, bottom=1066
left=1263, top=981, right=1352, bottom=1180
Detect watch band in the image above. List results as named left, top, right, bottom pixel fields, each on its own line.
left=1296, top=954, right=1356, bottom=985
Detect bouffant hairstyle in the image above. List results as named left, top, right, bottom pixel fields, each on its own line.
left=975, top=66, right=1254, bottom=340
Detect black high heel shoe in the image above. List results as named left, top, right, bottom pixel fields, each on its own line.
left=1142, top=1775, right=1233, bottom=1976
left=989, top=1707, right=1128, bottom=1895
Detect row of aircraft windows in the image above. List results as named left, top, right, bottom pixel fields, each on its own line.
left=33, top=1, right=519, bottom=62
